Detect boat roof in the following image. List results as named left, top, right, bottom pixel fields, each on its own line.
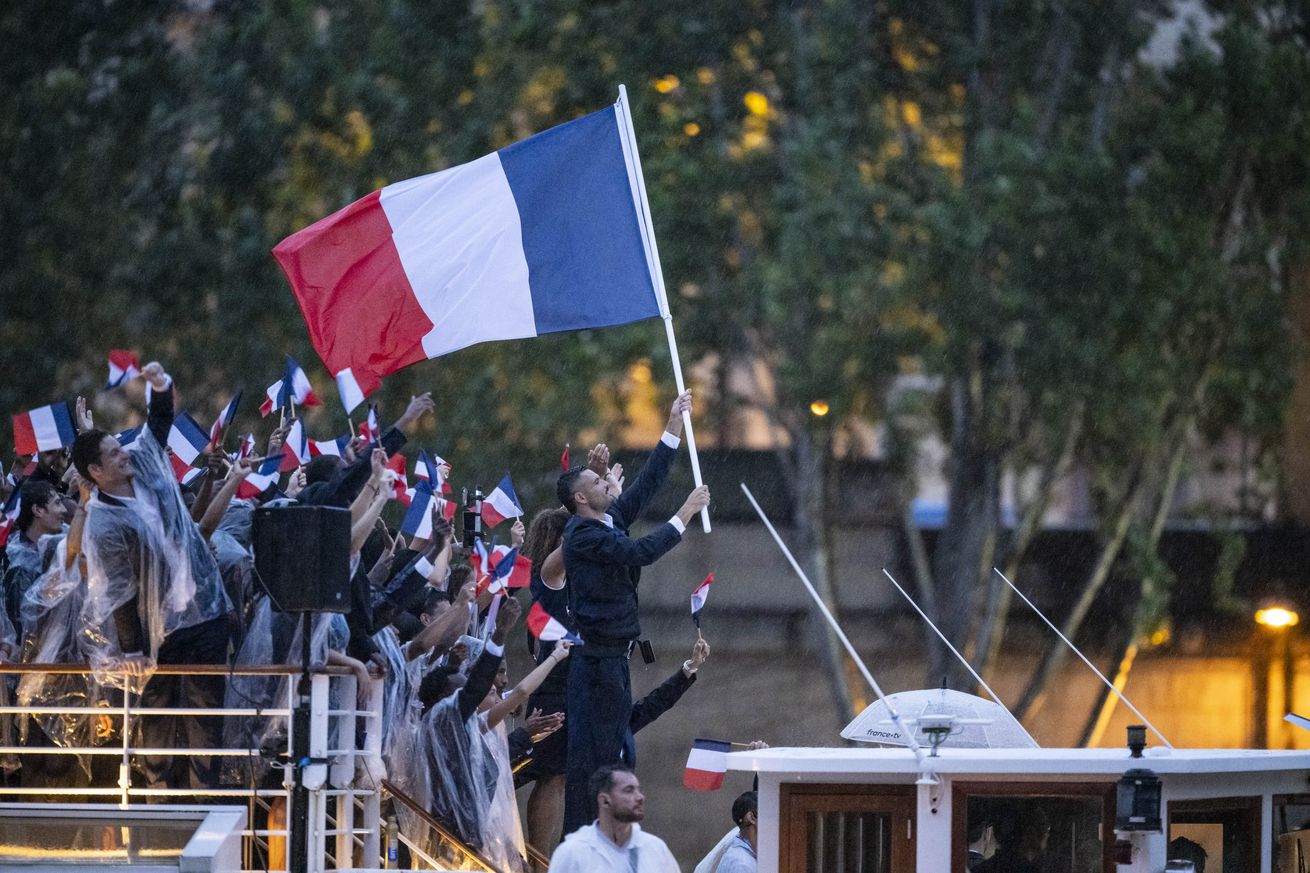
left=726, top=746, right=1310, bottom=777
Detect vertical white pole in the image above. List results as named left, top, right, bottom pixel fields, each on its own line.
left=616, top=84, right=711, bottom=533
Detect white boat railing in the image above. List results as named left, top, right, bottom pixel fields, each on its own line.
left=0, top=661, right=386, bottom=873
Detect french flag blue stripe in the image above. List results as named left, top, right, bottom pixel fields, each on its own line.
left=498, top=107, right=661, bottom=335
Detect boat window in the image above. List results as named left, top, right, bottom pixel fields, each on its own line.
left=1273, top=794, right=1310, bottom=873
left=1168, top=796, right=1260, bottom=873
left=953, top=783, right=1115, bottom=873
left=780, top=785, right=915, bottom=873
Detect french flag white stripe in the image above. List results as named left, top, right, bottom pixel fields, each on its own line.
left=380, top=153, right=536, bottom=360
left=684, top=747, right=727, bottom=774
left=29, top=406, right=67, bottom=452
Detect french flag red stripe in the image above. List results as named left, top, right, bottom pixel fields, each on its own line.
left=683, top=738, right=732, bottom=792
left=273, top=191, right=429, bottom=398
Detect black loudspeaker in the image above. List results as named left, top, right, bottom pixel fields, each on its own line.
left=253, top=504, right=352, bottom=613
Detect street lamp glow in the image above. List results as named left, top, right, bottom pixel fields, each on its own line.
left=1256, top=607, right=1300, bottom=629
left=810, top=400, right=830, bottom=417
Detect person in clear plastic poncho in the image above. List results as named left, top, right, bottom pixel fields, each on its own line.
left=68, top=363, right=233, bottom=789
left=413, top=597, right=572, bottom=873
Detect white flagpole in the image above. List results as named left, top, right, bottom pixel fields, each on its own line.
left=615, top=84, right=711, bottom=533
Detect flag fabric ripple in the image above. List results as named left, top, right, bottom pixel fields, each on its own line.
left=273, top=105, right=662, bottom=393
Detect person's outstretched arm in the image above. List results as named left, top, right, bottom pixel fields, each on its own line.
left=485, top=641, right=570, bottom=728
left=454, top=597, right=520, bottom=721
left=610, top=390, right=691, bottom=522
left=566, top=485, right=708, bottom=568
left=630, top=637, right=708, bottom=734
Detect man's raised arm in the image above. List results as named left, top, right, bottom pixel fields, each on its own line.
left=611, top=390, right=692, bottom=523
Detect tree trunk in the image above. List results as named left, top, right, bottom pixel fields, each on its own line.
left=787, top=425, right=858, bottom=725
left=975, top=401, right=1085, bottom=682
left=1076, top=429, right=1189, bottom=746
left=1014, top=467, right=1145, bottom=721
left=930, top=372, right=1001, bottom=688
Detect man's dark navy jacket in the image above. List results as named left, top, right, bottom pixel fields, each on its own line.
left=563, top=438, right=682, bottom=649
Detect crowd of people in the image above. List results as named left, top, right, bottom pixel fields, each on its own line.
left=0, top=362, right=756, bottom=872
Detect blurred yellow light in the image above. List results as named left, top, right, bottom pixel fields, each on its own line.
left=810, top=400, right=830, bottom=417
left=654, top=75, right=681, bottom=94
left=630, top=361, right=653, bottom=384
left=1256, top=607, right=1299, bottom=628
left=743, top=91, right=770, bottom=116
left=683, top=122, right=701, bottom=136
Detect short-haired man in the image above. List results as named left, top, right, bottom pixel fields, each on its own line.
left=557, top=391, right=711, bottom=833
left=3, top=480, right=66, bottom=632
left=715, top=791, right=758, bottom=872
left=69, top=361, right=233, bottom=789
left=546, top=764, right=679, bottom=872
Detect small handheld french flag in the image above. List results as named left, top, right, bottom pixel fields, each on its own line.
left=308, top=434, right=351, bottom=457
left=335, top=367, right=367, bottom=414
left=208, top=391, right=241, bottom=450
left=386, top=453, right=410, bottom=504
left=260, top=356, right=321, bottom=417
left=691, top=573, right=714, bottom=628
left=683, top=738, right=732, bottom=792
left=106, top=350, right=141, bottom=389
left=525, top=602, right=581, bottom=644
left=401, top=480, right=437, bottom=538
left=358, top=406, right=380, bottom=444
left=167, top=413, right=210, bottom=483
left=279, top=419, right=310, bottom=472
left=0, top=487, right=21, bottom=548
left=481, top=474, right=523, bottom=528
left=13, top=402, right=77, bottom=455
left=237, top=455, right=282, bottom=500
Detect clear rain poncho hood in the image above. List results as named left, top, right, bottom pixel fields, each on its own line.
left=79, top=425, right=230, bottom=691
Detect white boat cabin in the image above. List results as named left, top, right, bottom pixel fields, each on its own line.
left=727, top=744, right=1310, bottom=873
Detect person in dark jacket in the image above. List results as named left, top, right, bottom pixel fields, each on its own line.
left=556, top=390, right=711, bottom=835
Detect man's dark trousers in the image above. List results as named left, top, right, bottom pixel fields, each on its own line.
left=562, top=646, right=632, bottom=834
left=139, top=615, right=230, bottom=789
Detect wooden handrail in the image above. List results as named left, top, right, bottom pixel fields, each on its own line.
left=381, top=778, right=505, bottom=873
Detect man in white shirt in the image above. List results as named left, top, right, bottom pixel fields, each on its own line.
left=547, top=764, right=679, bottom=872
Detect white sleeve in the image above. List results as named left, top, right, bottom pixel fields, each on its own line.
left=660, top=431, right=681, bottom=449
left=667, top=516, right=686, bottom=535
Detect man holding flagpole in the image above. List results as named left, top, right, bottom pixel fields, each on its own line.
left=556, top=390, right=710, bottom=835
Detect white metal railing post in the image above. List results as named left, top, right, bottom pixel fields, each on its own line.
left=333, top=673, right=357, bottom=868
left=362, top=676, right=383, bottom=865
left=309, top=673, right=330, bottom=873
left=118, top=685, right=132, bottom=808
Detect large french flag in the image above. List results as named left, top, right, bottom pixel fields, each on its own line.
left=13, top=402, right=77, bottom=455
left=273, top=101, right=662, bottom=393
left=683, top=738, right=732, bottom=792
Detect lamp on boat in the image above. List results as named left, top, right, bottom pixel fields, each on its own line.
left=1116, top=725, right=1162, bottom=832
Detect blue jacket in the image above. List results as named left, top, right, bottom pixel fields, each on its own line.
left=563, top=440, right=680, bottom=648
